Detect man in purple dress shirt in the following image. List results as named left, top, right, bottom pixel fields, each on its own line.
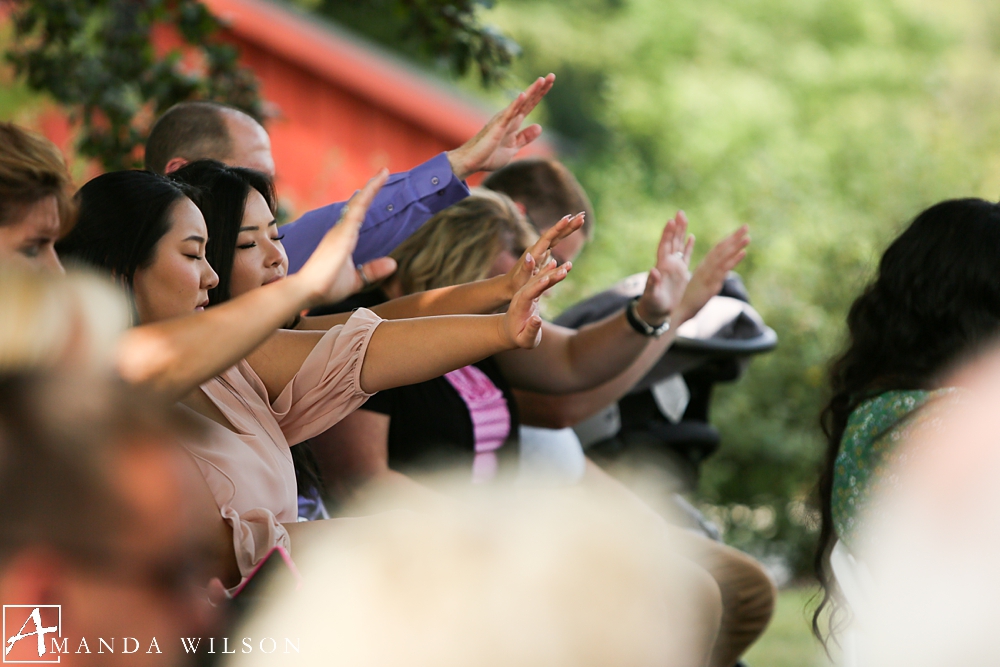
left=144, top=75, right=555, bottom=271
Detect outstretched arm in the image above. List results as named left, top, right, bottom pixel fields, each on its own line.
left=516, top=225, right=750, bottom=428
left=496, top=212, right=695, bottom=394
left=117, top=171, right=395, bottom=402
left=248, top=261, right=571, bottom=401
left=283, top=75, right=556, bottom=271
left=295, top=214, right=585, bottom=330
left=359, top=262, right=568, bottom=393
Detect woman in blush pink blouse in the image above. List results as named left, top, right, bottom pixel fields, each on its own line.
left=58, top=169, right=570, bottom=584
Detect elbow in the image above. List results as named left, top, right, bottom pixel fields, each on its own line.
left=116, top=331, right=187, bottom=397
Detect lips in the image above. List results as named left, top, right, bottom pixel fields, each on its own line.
left=263, top=274, right=285, bottom=286
left=195, top=299, right=209, bottom=311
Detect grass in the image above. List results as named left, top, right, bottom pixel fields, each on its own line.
left=744, top=587, right=832, bottom=667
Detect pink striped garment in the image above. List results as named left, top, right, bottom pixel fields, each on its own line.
left=443, top=365, right=511, bottom=483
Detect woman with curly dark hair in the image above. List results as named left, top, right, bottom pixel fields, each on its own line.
left=814, top=198, right=1000, bottom=642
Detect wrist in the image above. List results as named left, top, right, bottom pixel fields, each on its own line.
left=634, top=297, right=669, bottom=328
left=283, top=273, right=322, bottom=310
left=495, top=312, right=516, bottom=350
left=627, top=297, right=671, bottom=338
left=446, top=149, right=471, bottom=181
left=672, top=301, right=694, bottom=327
left=497, top=272, right=518, bottom=303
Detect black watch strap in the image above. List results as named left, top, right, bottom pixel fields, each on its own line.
left=626, top=296, right=670, bottom=338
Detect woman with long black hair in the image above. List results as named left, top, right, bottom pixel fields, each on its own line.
left=815, top=198, right=1000, bottom=641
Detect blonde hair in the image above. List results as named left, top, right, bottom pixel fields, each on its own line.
left=389, top=189, right=538, bottom=294
left=0, top=267, right=129, bottom=373
left=0, top=123, right=76, bottom=234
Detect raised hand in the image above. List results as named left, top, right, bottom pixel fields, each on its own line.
left=635, top=211, right=695, bottom=326
left=502, top=260, right=572, bottom=349
left=293, top=169, right=397, bottom=306
left=447, top=74, right=556, bottom=180
left=504, top=212, right=585, bottom=297
left=675, top=225, right=750, bottom=324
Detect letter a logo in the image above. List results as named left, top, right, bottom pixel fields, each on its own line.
left=3, top=606, right=61, bottom=663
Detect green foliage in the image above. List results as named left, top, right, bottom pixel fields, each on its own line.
left=6, top=0, right=263, bottom=171
left=292, top=0, right=519, bottom=86
left=482, top=0, right=1000, bottom=577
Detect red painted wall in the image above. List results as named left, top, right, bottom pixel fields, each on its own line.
left=8, top=0, right=553, bottom=218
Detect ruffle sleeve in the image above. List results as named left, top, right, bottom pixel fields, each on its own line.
left=271, top=307, right=382, bottom=445
left=222, top=505, right=291, bottom=579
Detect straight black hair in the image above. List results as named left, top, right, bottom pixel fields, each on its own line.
left=56, top=170, right=194, bottom=286
left=169, top=160, right=276, bottom=305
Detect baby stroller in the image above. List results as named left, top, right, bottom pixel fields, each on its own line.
left=554, top=272, right=777, bottom=533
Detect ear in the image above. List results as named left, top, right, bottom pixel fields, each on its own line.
left=163, top=157, right=189, bottom=175
left=514, top=201, right=528, bottom=217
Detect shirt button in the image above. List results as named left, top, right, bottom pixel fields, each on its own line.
left=431, top=176, right=440, bottom=186
left=386, top=204, right=394, bottom=212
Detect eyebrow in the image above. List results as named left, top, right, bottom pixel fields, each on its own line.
left=183, top=235, right=207, bottom=244
left=238, top=219, right=278, bottom=232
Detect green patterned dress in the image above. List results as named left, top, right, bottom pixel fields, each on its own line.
left=832, top=388, right=959, bottom=548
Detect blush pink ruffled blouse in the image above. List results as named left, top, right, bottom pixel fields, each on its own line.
left=181, top=308, right=382, bottom=576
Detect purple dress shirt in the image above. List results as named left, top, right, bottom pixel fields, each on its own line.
left=282, top=152, right=469, bottom=273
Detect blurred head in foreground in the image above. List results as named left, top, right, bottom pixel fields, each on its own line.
left=0, top=373, right=223, bottom=666
left=815, top=198, right=1000, bottom=641
left=224, top=477, right=718, bottom=667
left=841, top=345, right=1000, bottom=667
left=0, top=123, right=76, bottom=273
left=0, top=266, right=128, bottom=374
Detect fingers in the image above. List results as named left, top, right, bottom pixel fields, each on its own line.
left=673, top=211, right=689, bottom=254
left=359, top=257, right=397, bottom=286
left=656, top=216, right=678, bottom=266
left=520, top=315, right=544, bottom=349
left=683, top=234, right=695, bottom=264
left=520, top=260, right=572, bottom=301
left=527, top=213, right=585, bottom=261
left=520, top=74, right=555, bottom=117
left=515, top=123, right=543, bottom=148
left=711, top=225, right=750, bottom=269
left=496, top=73, right=555, bottom=137
left=693, top=226, right=750, bottom=283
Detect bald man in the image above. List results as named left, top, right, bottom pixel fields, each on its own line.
left=145, top=75, right=555, bottom=272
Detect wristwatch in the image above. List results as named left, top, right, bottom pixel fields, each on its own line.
left=626, top=296, right=670, bottom=338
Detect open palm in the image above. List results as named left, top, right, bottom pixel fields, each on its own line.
left=503, top=261, right=571, bottom=349
left=636, top=212, right=695, bottom=325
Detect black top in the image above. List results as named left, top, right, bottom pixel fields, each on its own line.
left=312, top=289, right=521, bottom=475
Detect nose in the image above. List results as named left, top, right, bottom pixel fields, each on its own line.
left=265, top=237, right=285, bottom=269
left=202, top=262, right=219, bottom=290
left=43, top=248, right=65, bottom=274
